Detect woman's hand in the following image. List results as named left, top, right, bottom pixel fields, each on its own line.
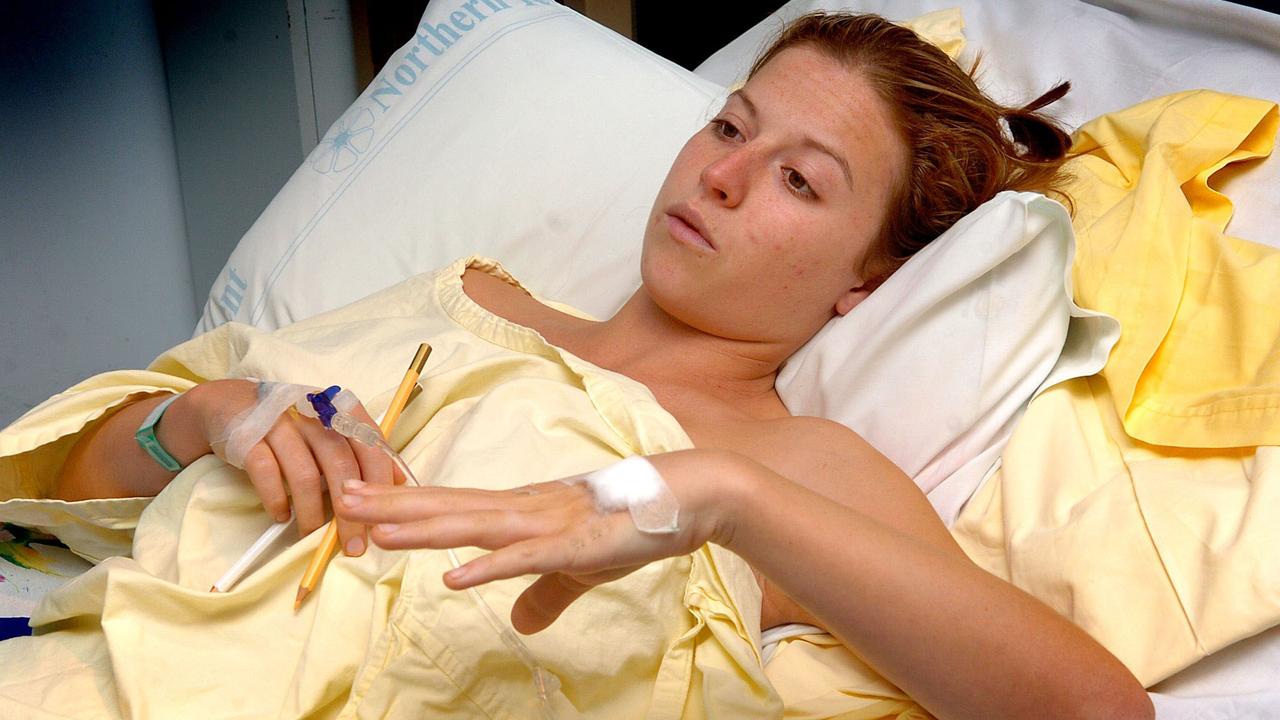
left=335, top=449, right=738, bottom=633
left=187, top=379, right=400, bottom=553
left=56, top=379, right=400, bottom=555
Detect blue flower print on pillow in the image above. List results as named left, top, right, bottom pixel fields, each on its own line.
left=310, top=107, right=375, bottom=174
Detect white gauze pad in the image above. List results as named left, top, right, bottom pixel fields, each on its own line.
left=568, top=456, right=680, bottom=534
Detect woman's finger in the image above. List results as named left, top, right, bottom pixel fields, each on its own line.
left=350, top=434, right=394, bottom=486
left=241, top=443, right=289, bottom=522
left=438, top=528, right=625, bottom=590
left=265, top=422, right=326, bottom=537
left=346, top=405, right=398, bottom=487
left=441, top=535, right=566, bottom=589
left=510, top=573, right=595, bottom=634
left=294, top=417, right=367, bottom=554
left=340, top=438, right=394, bottom=556
left=337, top=483, right=571, bottom=524
left=366, top=508, right=556, bottom=551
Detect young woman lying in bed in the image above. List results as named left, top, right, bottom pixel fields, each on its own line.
left=51, top=13, right=1151, bottom=719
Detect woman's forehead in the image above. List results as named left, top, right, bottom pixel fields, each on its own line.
left=743, top=46, right=906, bottom=193
left=746, top=47, right=885, bottom=129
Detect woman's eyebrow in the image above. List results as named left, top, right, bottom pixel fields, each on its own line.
left=733, top=89, right=853, bottom=191
left=728, top=89, right=756, bottom=116
left=802, top=137, right=853, bottom=190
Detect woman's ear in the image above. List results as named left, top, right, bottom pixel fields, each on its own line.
left=834, top=275, right=886, bottom=316
left=834, top=287, right=870, bottom=316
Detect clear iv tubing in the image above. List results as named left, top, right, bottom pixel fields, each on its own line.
left=326, top=411, right=561, bottom=720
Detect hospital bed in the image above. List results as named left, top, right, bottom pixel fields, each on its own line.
left=2, top=0, right=1277, bottom=717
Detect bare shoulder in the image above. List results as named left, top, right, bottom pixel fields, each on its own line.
left=462, top=267, right=563, bottom=332
left=754, top=415, right=872, bottom=460
left=733, top=414, right=893, bottom=486
left=732, top=415, right=963, bottom=557
left=462, top=267, right=526, bottom=314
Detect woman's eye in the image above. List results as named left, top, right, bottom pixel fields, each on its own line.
left=712, top=119, right=742, bottom=140
left=785, top=168, right=815, bottom=198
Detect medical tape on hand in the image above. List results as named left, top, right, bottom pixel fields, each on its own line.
left=218, top=383, right=312, bottom=468
left=565, top=456, right=680, bottom=534
left=217, top=382, right=361, bottom=468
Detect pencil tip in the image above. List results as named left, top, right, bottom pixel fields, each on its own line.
left=294, top=587, right=310, bottom=610
left=209, top=585, right=220, bottom=593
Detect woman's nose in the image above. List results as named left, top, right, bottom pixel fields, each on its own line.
left=699, top=148, right=750, bottom=206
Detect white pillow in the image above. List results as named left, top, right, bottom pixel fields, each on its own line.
left=780, top=192, right=1116, bottom=523
left=197, top=1, right=1116, bottom=521
left=197, top=3, right=723, bottom=329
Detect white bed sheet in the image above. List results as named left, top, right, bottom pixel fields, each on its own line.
left=1151, top=625, right=1280, bottom=718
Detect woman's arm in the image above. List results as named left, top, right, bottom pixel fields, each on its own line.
left=54, top=379, right=397, bottom=551
left=56, top=389, right=215, bottom=501
left=714, top=450, right=1153, bottom=720
left=336, top=444, right=1152, bottom=720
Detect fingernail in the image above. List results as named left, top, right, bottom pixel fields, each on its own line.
left=345, top=536, right=365, bottom=556
left=275, top=510, right=292, bottom=523
left=445, top=566, right=467, bottom=582
left=376, top=523, right=400, bottom=534
left=343, top=479, right=366, bottom=492
left=339, top=493, right=362, bottom=508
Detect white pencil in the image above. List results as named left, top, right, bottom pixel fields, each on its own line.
left=209, top=512, right=294, bottom=593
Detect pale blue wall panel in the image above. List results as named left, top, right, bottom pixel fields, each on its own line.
left=0, top=0, right=195, bottom=425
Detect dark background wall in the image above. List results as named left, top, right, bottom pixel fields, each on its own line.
left=368, top=1, right=784, bottom=79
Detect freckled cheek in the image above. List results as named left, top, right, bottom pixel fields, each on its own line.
left=758, top=224, right=793, bottom=252
left=742, top=231, right=807, bottom=282
left=759, top=230, right=810, bottom=276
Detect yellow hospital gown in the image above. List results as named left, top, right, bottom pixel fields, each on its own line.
left=0, top=257, right=778, bottom=719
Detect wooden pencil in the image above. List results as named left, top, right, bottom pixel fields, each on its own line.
left=294, top=342, right=431, bottom=610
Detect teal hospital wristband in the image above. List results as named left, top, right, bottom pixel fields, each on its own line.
left=135, top=393, right=185, bottom=472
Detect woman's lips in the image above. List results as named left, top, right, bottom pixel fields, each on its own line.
left=665, top=213, right=716, bottom=253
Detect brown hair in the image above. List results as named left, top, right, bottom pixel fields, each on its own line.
left=750, top=12, right=1074, bottom=279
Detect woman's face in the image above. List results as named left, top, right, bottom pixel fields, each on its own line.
left=640, top=45, right=907, bottom=347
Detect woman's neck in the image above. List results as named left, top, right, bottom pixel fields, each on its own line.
left=554, top=286, right=795, bottom=418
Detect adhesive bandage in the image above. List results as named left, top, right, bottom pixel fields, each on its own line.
left=567, top=456, right=680, bottom=534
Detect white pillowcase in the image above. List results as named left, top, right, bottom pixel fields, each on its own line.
left=780, top=192, right=1116, bottom=523
left=197, top=0, right=1116, bottom=522
left=197, top=3, right=723, bottom=330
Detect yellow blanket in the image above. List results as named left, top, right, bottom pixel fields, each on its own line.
left=0, top=258, right=775, bottom=719
left=952, top=90, right=1280, bottom=687
left=1069, top=91, right=1280, bottom=447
